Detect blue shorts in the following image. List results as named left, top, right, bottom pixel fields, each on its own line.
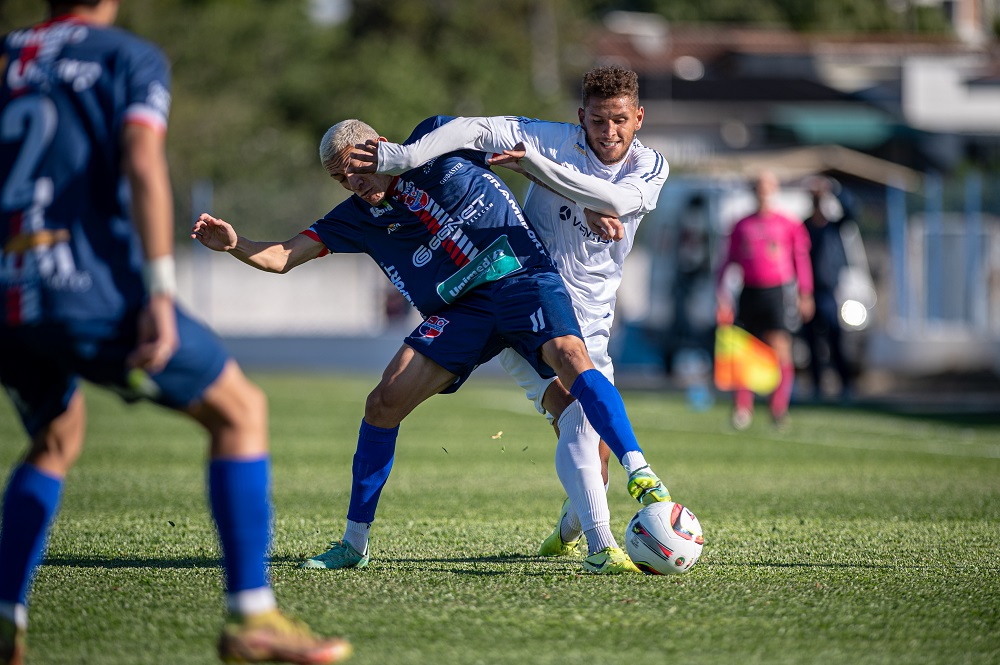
left=404, top=269, right=582, bottom=394
left=0, top=306, right=229, bottom=437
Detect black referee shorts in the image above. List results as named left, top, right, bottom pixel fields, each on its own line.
left=737, top=284, right=801, bottom=338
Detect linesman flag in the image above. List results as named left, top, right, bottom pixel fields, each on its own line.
left=714, top=325, right=780, bottom=395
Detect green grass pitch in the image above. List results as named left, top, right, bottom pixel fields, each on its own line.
left=0, top=372, right=997, bottom=664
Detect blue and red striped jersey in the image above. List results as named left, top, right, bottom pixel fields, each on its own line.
left=1, top=15, right=170, bottom=327
left=306, top=116, right=556, bottom=316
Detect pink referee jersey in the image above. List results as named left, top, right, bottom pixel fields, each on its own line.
left=720, top=210, right=813, bottom=294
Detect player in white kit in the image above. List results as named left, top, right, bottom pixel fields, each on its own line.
left=354, top=65, right=668, bottom=572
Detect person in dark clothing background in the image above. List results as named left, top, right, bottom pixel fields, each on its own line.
left=802, top=177, right=854, bottom=402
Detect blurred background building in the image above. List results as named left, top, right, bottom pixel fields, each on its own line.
left=588, top=4, right=1000, bottom=394
left=3, top=0, right=997, bottom=398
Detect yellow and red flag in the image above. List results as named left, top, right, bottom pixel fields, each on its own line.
left=714, top=325, right=780, bottom=395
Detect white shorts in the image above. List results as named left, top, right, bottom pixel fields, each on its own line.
left=499, top=330, right=615, bottom=422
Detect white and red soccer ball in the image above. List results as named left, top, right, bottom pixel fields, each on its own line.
left=625, top=501, right=704, bottom=575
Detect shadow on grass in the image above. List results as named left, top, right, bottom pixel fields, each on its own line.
left=42, top=552, right=558, bottom=573
left=47, top=552, right=986, bottom=574
left=272, top=553, right=544, bottom=565
left=704, top=560, right=1000, bottom=571
left=44, top=555, right=220, bottom=569
left=275, top=552, right=592, bottom=577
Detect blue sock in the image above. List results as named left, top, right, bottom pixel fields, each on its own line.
left=208, top=458, right=271, bottom=594
left=0, top=464, right=63, bottom=605
left=569, top=369, right=643, bottom=463
left=346, top=420, right=398, bottom=524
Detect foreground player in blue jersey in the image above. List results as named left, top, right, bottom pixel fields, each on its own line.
left=192, top=117, right=669, bottom=575
left=0, top=2, right=349, bottom=663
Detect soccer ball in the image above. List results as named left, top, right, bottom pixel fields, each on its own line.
left=625, top=501, right=704, bottom=575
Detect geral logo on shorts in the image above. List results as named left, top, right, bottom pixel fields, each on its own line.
left=418, top=315, right=449, bottom=339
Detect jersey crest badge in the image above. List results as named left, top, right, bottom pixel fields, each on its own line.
left=418, top=315, right=449, bottom=339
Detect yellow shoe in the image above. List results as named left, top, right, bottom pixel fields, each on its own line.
left=538, top=497, right=584, bottom=557
left=626, top=466, right=671, bottom=505
left=582, top=546, right=641, bottom=574
left=218, top=609, right=351, bottom=664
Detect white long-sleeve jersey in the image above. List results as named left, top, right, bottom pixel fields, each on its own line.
left=378, top=116, right=669, bottom=338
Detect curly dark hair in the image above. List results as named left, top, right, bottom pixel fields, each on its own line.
left=581, top=65, right=639, bottom=107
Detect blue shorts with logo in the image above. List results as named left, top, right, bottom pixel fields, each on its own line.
left=0, top=306, right=229, bottom=437
left=404, top=269, right=582, bottom=394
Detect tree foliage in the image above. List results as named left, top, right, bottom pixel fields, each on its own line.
left=579, top=0, right=950, bottom=33
left=0, top=0, right=957, bottom=237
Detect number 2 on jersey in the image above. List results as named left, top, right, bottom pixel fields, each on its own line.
left=2, top=95, right=57, bottom=212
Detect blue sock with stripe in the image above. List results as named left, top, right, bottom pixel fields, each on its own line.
left=569, top=369, right=643, bottom=463
left=208, top=457, right=271, bottom=593
left=347, top=420, right=398, bottom=524
left=0, top=464, right=63, bottom=605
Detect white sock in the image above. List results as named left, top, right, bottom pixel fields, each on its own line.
left=343, top=520, right=371, bottom=555
left=555, top=402, right=612, bottom=553
left=584, top=524, right=617, bottom=554
left=0, top=602, right=27, bottom=629
left=587, top=482, right=617, bottom=554
left=226, top=587, right=277, bottom=618
left=621, top=450, right=649, bottom=476
left=559, top=503, right=582, bottom=543
left=581, top=484, right=617, bottom=554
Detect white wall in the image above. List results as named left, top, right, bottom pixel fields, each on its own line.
left=175, top=244, right=401, bottom=336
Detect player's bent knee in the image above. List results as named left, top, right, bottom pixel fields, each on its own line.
left=541, top=335, right=594, bottom=377
left=192, top=361, right=268, bottom=444
left=235, top=378, right=268, bottom=431
left=541, top=380, right=575, bottom=420
left=363, top=385, right=404, bottom=429
left=27, top=391, right=87, bottom=476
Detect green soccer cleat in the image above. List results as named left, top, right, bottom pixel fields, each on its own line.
left=218, top=608, right=351, bottom=664
left=0, top=617, right=24, bottom=665
left=627, top=465, right=671, bottom=505
left=538, top=497, right=585, bottom=557
left=301, top=540, right=369, bottom=570
left=582, top=546, right=641, bottom=574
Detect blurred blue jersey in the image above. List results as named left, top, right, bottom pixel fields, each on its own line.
left=0, top=15, right=171, bottom=329
left=306, top=116, right=556, bottom=316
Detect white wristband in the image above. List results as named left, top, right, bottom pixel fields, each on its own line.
left=143, top=255, right=177, bottom=297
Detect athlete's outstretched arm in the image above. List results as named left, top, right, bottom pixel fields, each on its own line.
left=191, top=213, right=326, bottom=273
left=368, top=117, right=503, bottom=173
left=362, top=116, right=667, bottom=219
left=516, top=143, right=666, bottom=218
